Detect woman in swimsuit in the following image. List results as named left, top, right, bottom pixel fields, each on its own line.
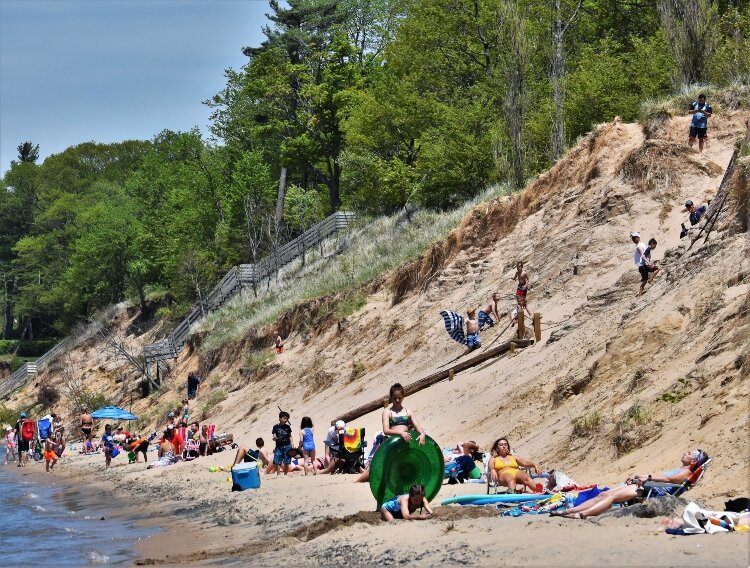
left=354, top=383, right=427, bottom=482
left=489, top=437, right=540, bottom=493
left=553, top=449, right=709, bottom=519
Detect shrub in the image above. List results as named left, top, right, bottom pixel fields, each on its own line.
left=350, top=360, right=367, bottom=381
left=245, top=351, right=273, bottom=372
left=571, top=411, right=602, bottom=437
left=612, top=401, right=656, bottom=456
left=201, top=390, right=227, bottom=420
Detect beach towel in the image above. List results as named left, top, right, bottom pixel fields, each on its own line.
left=679, top=502, right=739, bottom=534
left=147, top=453, right=176, bottom=469
left=441, top=310, right=466, bottom=345
left=343, top=427, right=362, bottom=452
left=500, top=493, right=573, bottom=517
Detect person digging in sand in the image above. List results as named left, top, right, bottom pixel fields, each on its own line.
left=489, top=437, right=541, bottom=493
left=552, top=449, right=708, bottom=519
left=380, top=484, right=434, bottom=522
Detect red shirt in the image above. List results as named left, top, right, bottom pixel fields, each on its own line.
left=161, top=431, right=183, bottom=454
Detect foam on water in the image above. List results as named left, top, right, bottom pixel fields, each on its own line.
left=0, top=461, right=157, bottom=567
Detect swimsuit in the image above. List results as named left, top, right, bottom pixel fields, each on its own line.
left=516, top=286, right=527, bottom=297
left=302, top=427, right=315, bottom=452
left=492, top=454, right=520, bottom=479
left=466, top=332, right=481, bottom=349
left=478, top=310, right=495, bottom=329
left=381, top=495, right=405, bottom=518
left=389, top=409, right=414, bottom=429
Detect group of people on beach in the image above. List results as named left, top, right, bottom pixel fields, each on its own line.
left=4, top=411, right=66, bottom=472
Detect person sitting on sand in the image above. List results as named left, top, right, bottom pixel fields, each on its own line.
left=355, top=383, right=427, bottom=482
left=233, top=437, right=271, bottom=469
left=160, top=425, right=184, bottom=457
left=552, top=449, right=709, bottom=519
left=489, top=437, right=541, bottom=493
left=380, top=484, right=434, bottom=522
left=446, top=441, right=482, bottom=484
left=478, top=293, right=501, bottom=330
left=199, top=424, right=209, bottom=456
left=158, top=434, right=175, bottom=459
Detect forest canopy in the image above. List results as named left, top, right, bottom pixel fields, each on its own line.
left=2, top=0, right=748, bottom=340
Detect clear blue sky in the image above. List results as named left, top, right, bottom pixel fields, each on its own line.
left=0, top=0, right=269, bottom=175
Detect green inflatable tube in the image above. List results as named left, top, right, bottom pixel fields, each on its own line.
left=369, top=431, right=443, bottom=509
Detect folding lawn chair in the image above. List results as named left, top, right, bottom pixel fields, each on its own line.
left=327, top=427, right=367, bottom=474
left=639, top=457, right=713, bottom=499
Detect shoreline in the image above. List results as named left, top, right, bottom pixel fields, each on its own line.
left=7, top=445, right=747, bottom=567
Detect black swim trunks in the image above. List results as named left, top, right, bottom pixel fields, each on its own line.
left=689, top=126, right=707, bottom=139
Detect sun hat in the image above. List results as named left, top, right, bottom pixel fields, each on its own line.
left=335, top=420, right=345, bottom=429
left=630, top=232, right=640, bottom=238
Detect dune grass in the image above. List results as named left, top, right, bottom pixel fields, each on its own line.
left=198, top=185, right=510, bottom=351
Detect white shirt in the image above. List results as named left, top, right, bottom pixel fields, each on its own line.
left=633, top=242, right=647, bottom=266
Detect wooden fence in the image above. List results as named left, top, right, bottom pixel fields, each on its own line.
left=143, top=211, right=356, bottom=362
left=0, top=338, right=68, bottom=399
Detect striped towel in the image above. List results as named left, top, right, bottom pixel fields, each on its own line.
left=441, top=310, right=466, bottom=345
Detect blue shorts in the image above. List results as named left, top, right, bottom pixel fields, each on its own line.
left=381, top=496, right=403, bottom=517
left=478, top=310, right=495, bottom=330
left=466, top=333, right=481, bottom=349
left=274, top=445, right=292, bottom=465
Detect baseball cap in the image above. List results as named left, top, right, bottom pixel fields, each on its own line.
left=168, top=412, right=174, bottom=417
left=630, top=232, right=640, bottom=238
left=684, top=199, right=694, bottom=209
left=20, top=412, right=27, bottom=418
left=335, top=420, right=345, bottom=429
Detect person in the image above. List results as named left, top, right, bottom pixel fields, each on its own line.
left=233, top=437, right=271, bottom=468
left=274, top=332, right=284, bottom=354
left=630, top=232, right=650, bottom=295
left=688, top=93, right=712, bottom=153
left=299, top=416, right=317, bottom=475
left=199, top=424, right=209, bottom=456
left=157, top=433, right=176, bottom=459
left=354, top=383, right=427, bottom=482
left=380, top=484, right=434, bottom=522
left=4, top=426, right=16, bottom=465
left=446, top=441, right=482, bottom=484
left=160, top=425, right=184, bottom=457
left=181, top=399, right=190, bottom=422
left=101, top=424, right=116, bottom=468
left=15, top=412, right=33, bottom=467
left=52, top=428, right=66, bottom=458
left=44, top=436, right=58, bottom=472
left=489, top=437, right=541, bottom=493
left=685, top=200, right=707, bottom=226
left=187, top=373, right=201, bottom=400
left=478, top=293, right=501, bottom=330
left=272, top=411, right=293, bottom=475
left=641, top=238, right=660, bottom=290
left=124, top=434, right=149, bottom=463
left=325, top=420, right=346, bottom=461
left=511, top=262, right=532, bottom=317
left=552, top=449, right=709, bottom=519
left=79, top=406, right=94, bottom=448
left=463, top=309, right=481, bottom=355
left=51, top=412, right=64, bottom=435
left=113, top=425, right=130, bottom=443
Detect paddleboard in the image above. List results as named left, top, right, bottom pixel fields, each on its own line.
left=441, top=493, right=548, bottom=506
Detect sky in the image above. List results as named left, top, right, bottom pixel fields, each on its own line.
left=0, top=0, right=270, bottom=175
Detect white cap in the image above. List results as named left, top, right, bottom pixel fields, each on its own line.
left=335, top=420, right=345, bottom=429
left=630, top=232, right=640, bottom=238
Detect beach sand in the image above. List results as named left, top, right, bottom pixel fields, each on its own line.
left=11, top=448, right=745, bottom=567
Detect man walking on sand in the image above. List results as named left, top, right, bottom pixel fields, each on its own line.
left=478, top=293, right=501, bottom=330
left=688, top=93, right=712, bottom=153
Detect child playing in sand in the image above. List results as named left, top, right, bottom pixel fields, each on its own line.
left=478, top=293, right=501, bottom=330
left=380, top=484, right=434, bottom=522
left=44, top=436, right=57, bottom=472
left=299, top=417, right=317, bottom=475
left=463, top=309, right=481, bottom=355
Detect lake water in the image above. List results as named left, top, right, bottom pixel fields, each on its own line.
left=0, top=446, right=157, bottom=566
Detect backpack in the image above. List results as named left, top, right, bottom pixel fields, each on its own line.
left=21, top=419, right=35, bottom=441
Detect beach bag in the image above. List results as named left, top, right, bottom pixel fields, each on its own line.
left=21, top=419, right=35, bottom=441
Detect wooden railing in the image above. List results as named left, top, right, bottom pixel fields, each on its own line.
left=0, top=339, right=65, bottom=399
left=143, top=211, right=356, bottom=362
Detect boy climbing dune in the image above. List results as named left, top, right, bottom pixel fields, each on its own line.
left=478, top=293, right=500, bottom=330
left=463, top=309, right=481, bottom=356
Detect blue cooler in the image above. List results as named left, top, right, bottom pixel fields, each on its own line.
left=231, top=461, right=261, bottom=491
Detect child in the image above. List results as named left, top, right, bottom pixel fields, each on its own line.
left=299, top=417, right=317, bottom=476
left=463, top=309, right=481, bottom=355
left=380, top=484, right=434, bottom=522
left=274, top=332, right=284, bottom=354
left=511, top=261, right=532, bottom=317
left=44, top=436, right=57, bottom=472
left=4, top=426, right=16, bottom=464
left=271, top=411, right=293, bottom=475
left=181, top=399, right=190, bottom=422
left=478, top=293, right=501, bottom=330
left=101, top=424, right=115, bottom=468
left=640, top=238, right=660, bottom=293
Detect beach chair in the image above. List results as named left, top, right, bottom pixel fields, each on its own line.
left=328, top=427, right=367, bottom=474
left=181, top=428, right=201, bottom=461
left=639, top=457, right=712, bottom=499
left=486, top=454, right=534, bottom=494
